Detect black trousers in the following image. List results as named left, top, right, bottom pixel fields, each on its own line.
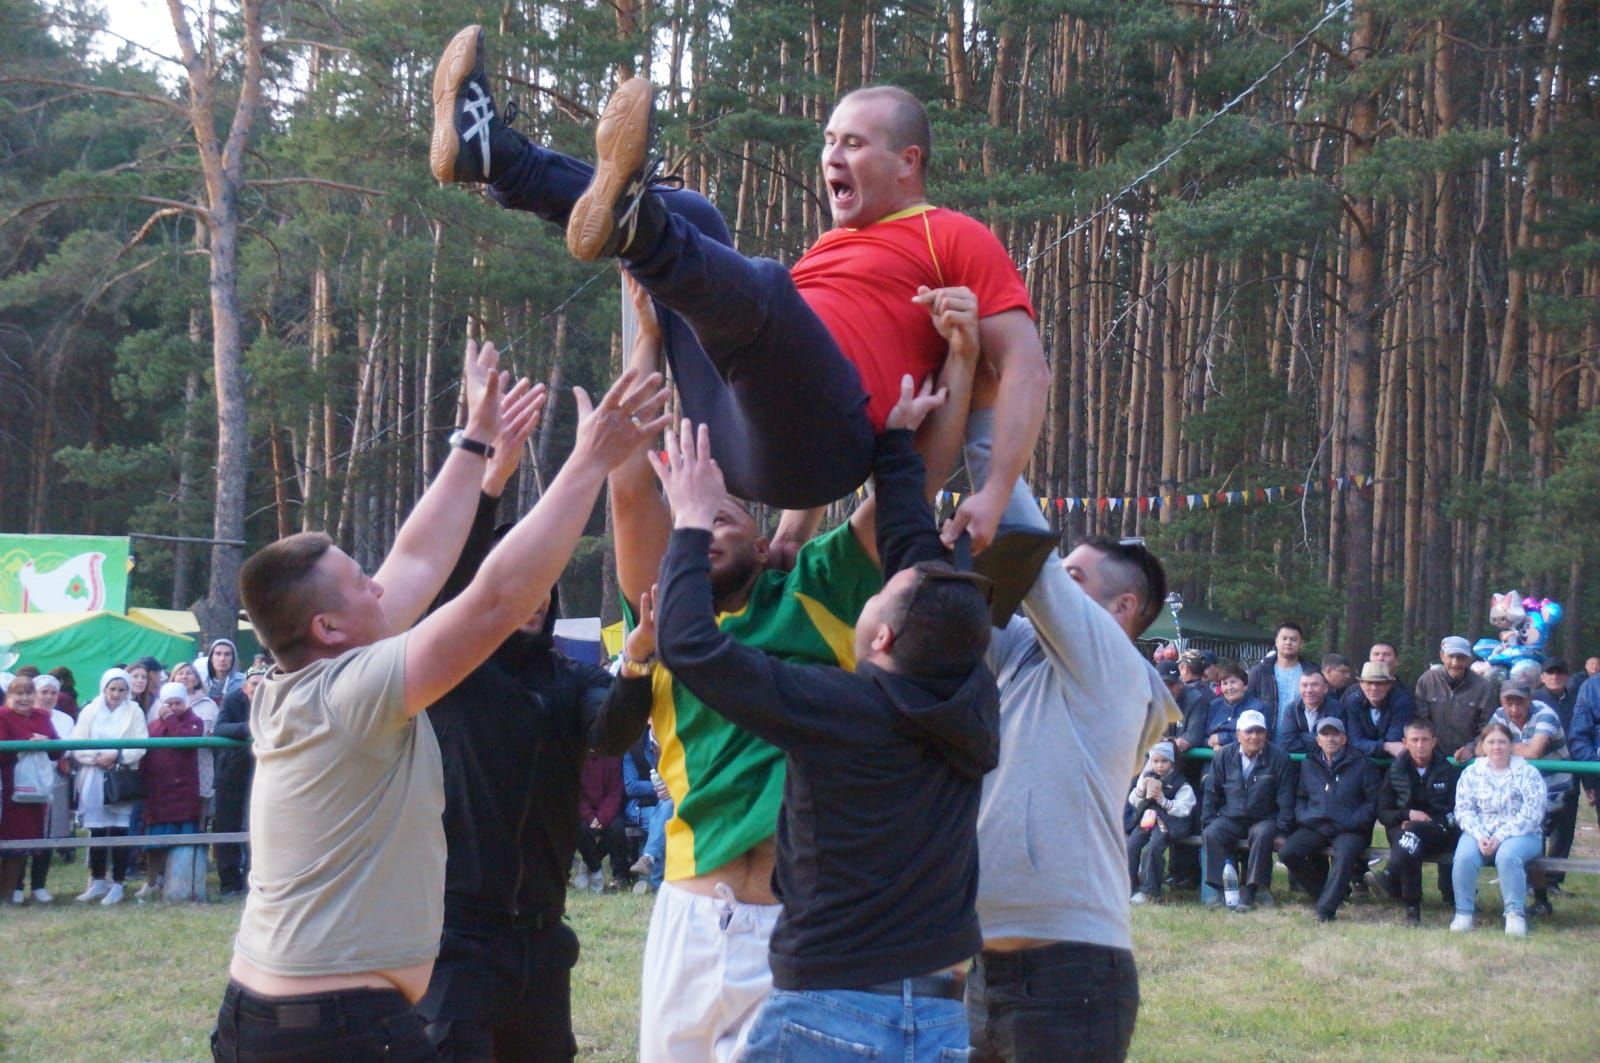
left=87, top=826, right=131, bottom=882
left=1546, top=786, right=1579, bottom=885
left=966, top=941, right=1139, bottom=1063
left=1126, top=822, right=1190, bottom=895
left=1384, top=819, right=1458, bottom=905
left=415, top=915, right=580, bottom=1062
left=18, top=849, right=51, bottom=891
left=1278, top=827, right=1369, bottom=918
left=575, top=818, right=633, bottom=884
left=1202, top=816, right=1278, bottom=890
left=211, top=980, right=437, bottom=1062
left=214, top=785, right=250, bottom=893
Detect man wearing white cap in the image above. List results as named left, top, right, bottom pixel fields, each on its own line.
left=1277, top=716, right=1380, bottom=923
left=1415, top=636, right=1498, bottom=762
left=1200, top=708, right=1295, bottom=913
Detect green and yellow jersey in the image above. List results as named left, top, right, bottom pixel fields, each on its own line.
left=628, top=520, right=881, bottom=879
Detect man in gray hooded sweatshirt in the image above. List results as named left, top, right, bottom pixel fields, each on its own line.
left=963, top=411, right=1177, bottom=1063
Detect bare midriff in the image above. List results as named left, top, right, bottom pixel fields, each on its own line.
left=229, top=954, right=435, bottom=1005
left=668, top=837, right=779, bottom=905
left=982, top=936, right=1061, bottom=953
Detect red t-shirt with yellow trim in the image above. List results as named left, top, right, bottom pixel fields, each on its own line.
left=791, top=205, right=1035, bottom=429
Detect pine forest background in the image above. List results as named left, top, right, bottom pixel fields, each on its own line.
left=2, top=0, right=1598, bottom=663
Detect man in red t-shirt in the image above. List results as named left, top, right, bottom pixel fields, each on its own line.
left=432, top=26, right=1048, bottom=550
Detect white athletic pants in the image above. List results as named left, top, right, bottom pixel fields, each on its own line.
left=638, top=881, right=780, bottom=1062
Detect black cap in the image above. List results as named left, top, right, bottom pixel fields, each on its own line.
left=1157, top=660, right=1182, bottom=682
left=1542, top=658, right=1569, bottom=674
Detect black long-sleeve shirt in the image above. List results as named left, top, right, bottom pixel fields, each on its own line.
left=655, top=429, right=999, bottom=990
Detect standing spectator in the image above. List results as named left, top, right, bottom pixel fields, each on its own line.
left=48, top=666, right=79, bottom=720
left=1206, top=664, right=1269, bottom=747
left=1536, top=660, right=1580, bottom=892
left=203, top=638, right=246, bottom=702
left=1278, top=717, right=1379, bottom=923
left=31, top=673, right=77, bottom=888
left=1277, top=671, right=1342, bottom=756
left=213, top=668, right=262, bottom=898
left=1248, top=623, right=1316, bottom=732
left=1164, top=661, right=1209, bottom=754
left=1201, top=709, right=1296, bottom=912
left=138, top=682, right=205, bottom=900
left=1126, top=741, right=1195, bottom=905
left=171, top=661, right=221, bottom=819
left=1, top=675, right=61, bottom=904
left=1367, top=643, right=1418, bottom=716
left=71, top=668, right=149, bottom=905
left=1320, top=654, right=1354, bottom=702
left=126, top=661, right=156, bottom=716
left=1373, top=719, right=1459, bottom=924
left=1538, top=659, right=1578, bottom=732
left=1414, top=636, right=1498, bottom=763
left=1451, top=722, right=1546, bottom=936
left=575, top=751, right=628, bottom=892
left=1162, top=662, right=1208, bottom=890
left=1342, top=662, right=1411, bottom=758
left=1571, top=674, right=1600, bottom=832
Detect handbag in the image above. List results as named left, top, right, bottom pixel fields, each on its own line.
left=11, top=751, right=54, bottom=803
left=102, top=761, right=146, bottom=804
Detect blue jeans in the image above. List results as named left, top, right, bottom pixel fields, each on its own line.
left=743, top=985, right=969, bottom=1062
left=492, top=141, right=874, bottom=508
left=1451, top=832, right=1543, bottom=917
left=643, top=799, right=671, bottom=887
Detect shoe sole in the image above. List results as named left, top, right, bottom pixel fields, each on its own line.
left=566, top=77, right=654, bottom=260
left=431, top=25, right=484, bottom=184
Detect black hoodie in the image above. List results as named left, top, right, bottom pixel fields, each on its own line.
left=426, top=492, right=653, bottom=924
left=655, top=429, right=999, bottom=991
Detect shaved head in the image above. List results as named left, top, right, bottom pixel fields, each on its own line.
left=838, top=85, right=931, bottom=174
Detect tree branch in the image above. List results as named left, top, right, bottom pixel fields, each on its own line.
left=0, top=76, right=185, bottom=117
left=245, top=177, right=384, bottom=196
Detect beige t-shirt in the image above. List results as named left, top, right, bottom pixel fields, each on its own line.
left=233, top=634, right=445, bottom=976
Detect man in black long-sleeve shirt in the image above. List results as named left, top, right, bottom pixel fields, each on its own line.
left=212, top=670, right=262, bottom=898
left=650, top=385, right=999, bottom=1062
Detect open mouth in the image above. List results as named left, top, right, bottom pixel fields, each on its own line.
left=829, top=179, right=856, bottom=209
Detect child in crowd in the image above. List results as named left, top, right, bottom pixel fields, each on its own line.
left=1127, top=741, right=1197, bottom=905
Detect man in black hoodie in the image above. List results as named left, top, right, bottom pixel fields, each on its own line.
left=414, top=431, right=657, bottom=1060
left=650, top=384, right=999, bottom=1061
left=1372, top=718, right=1459, bottom=924
left=1277, top=716, right=1380, bottom=923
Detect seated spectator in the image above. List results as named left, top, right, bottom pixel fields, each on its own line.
left=2, top=675, right=62, bottom=904
left=1126, top=741, right=1196, bottom=905
left=1342, top=661, right=1411, bottom=758
left=1278, top=717, right=1379, bottom=923
left=1276, top=670, right=1341, bottom=756
left=1485, top=680, right=1569, bottom=915
left=1451, top=722, right=1546, bottom=936
left=71, top=668, right=149, bottom=905
left=1201, top=709, right=1295, bottom=912
left=213, top=668, right=263, bottom=899
left=1414, top=636, right=1497, bottom=763
left=1162, top=661, right=1208, bottom=889
left=1373, top=719, right=1460, bottom=924
left=138, top=682, right=205, bottom=900
left=1321, top=653, right=1354, bottom=702
left=621, top=730, right=659, bottom=862
left=1164, top=661, right=1210, bottom=756
left=629, top=728, right=674, bottom=894
left=1205, top=664, right=1268, bottom=748
left=575, top=750, right=629, bottom=892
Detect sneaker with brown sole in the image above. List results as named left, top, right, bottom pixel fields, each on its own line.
left=565, top=77, right=656, bottom=261
left=431, top=25, right=499, bottom=184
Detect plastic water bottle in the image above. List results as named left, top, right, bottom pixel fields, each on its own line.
left=1223, top=859, right=1240, bottom=909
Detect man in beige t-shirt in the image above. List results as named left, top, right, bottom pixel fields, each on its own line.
left=211, top=342, right=669, bottom=1063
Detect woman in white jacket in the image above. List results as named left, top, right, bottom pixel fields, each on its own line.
left=71, top=668, right=148, bottom=905
left=1451, top=721, right=1547, bottom=936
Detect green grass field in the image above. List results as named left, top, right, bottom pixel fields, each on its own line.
left=3, top=819, right=1598, bottom=1061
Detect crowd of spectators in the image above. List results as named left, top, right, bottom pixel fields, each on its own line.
left=1133, top=629, right=1597, bottom=934
left=0, top=645, right=267, bottom=906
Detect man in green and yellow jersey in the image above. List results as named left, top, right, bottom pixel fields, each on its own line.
left=595, top=277, right=978, bottom=1062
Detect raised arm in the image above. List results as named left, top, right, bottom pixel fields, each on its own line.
left=402, top=369, right=670, bottom=717
left=611, top=273, right=675, bottom=611
left=373, top=340, right=529, bottom=631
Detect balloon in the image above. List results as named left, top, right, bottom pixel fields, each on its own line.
left=1477, top=590, right=1562, bottom=666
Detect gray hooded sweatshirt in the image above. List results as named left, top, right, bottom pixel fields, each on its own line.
left=966, top=413, right=1177, bottom=951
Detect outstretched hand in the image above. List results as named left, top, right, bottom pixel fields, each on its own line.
left=571, top=368, right=672, bottom=472
left=483, top=379, right=548, bottom=496
left=648, top=419, right=726, bottom=530
left=625, top=583, right=658, bottom=661
left=462, top=338, right=509, bottom=443
left=912, top=285, right=979, bottom=362
left=940, top=483, right=1007, bottom=554
left=885, top=373, right=948, bottom=433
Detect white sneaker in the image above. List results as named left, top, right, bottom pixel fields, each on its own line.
left=100, top=882, right=125, bottom=906
left=1449, top=913, right=1473, bottom=933
left=76, top=879, right=111, bottom=903
left=573, top=869, right=590, bottom=891
left=1505, top=914, right=1527, bottom=937
left=1130, top=892, right=1150, bottom=906
left=135, top=876, right=162, bottom=900
left=9, top=889, right=22, bottom=905
left=31, top=888, right=53, bottom=904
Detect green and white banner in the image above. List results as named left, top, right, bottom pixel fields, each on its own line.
left=0, top=534, right=131, bottom=614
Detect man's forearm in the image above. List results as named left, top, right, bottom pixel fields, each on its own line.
left=983, top=364, right=1047, bottom=499
left=375, top=446, right=489, bottom=631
